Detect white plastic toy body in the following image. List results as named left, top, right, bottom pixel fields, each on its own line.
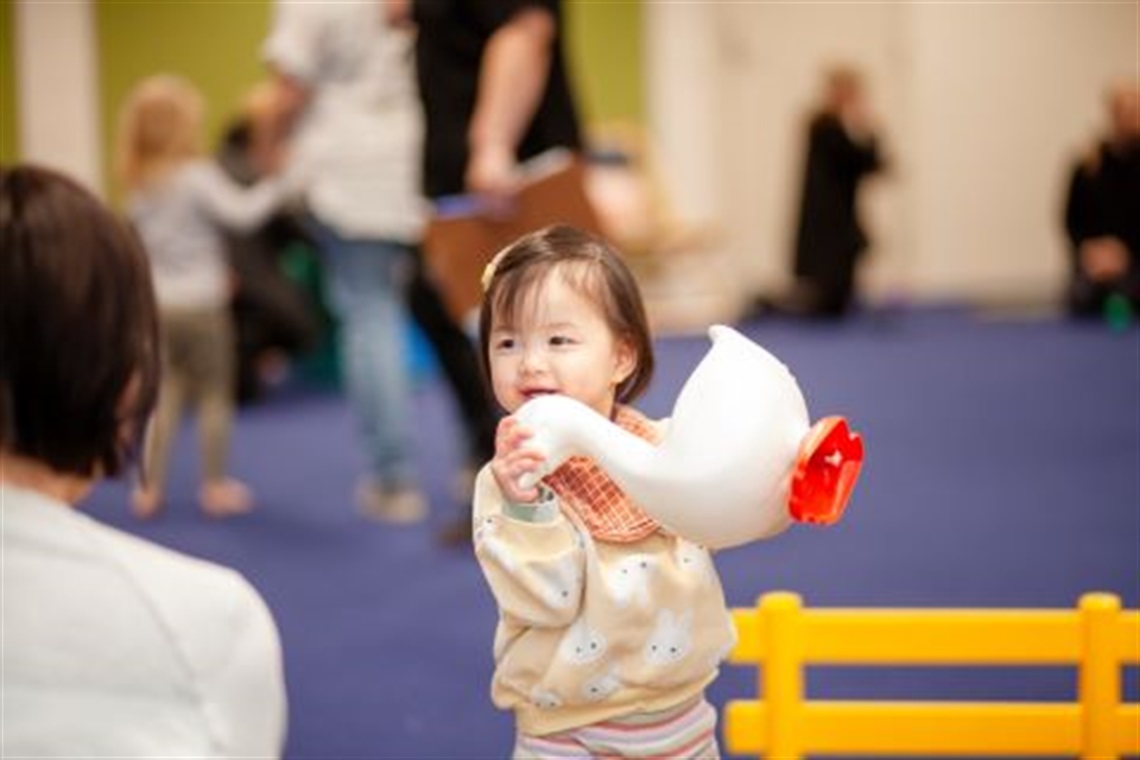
left=514, top=325, right=814, bottom=549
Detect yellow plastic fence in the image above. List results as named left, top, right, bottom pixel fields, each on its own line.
left=725, top=591, right=1140, bottom=759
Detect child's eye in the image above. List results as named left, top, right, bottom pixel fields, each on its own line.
left=494, top=337, right=516, bottom=351
left=549, top=335, right=574, bottom=347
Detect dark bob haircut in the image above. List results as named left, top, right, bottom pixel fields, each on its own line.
left=1, top=164, right=160, bottom=478
left=478, top=224, right=655, bottom=405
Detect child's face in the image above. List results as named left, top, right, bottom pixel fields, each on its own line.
left=488, top=272, right=635, bottom=418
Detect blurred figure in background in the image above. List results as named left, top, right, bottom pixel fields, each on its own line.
left=759, top=65, right=884, bottom=319
left=410, top=0, right=583, bottom=205
left=1, top=164, right=287, bottom=756
left=215, top=84, right=322, bottom=404
left=403, top=0, right=585, bottom=543
left=117, top=74, right=293, bottom=519
left=1062, top=78, right=1140, bottom=320
left=262, top=0, right=434, bottom=524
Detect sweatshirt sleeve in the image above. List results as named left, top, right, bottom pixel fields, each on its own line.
left=472, top=466, right=585, bottom=628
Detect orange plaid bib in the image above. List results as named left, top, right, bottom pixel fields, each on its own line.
left=542, top=405, right=663, bottom=543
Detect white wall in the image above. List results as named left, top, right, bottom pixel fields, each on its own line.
left=13, top=0, right=102, bottom=194
left=646, top=2, right=1137, bottom=306
left=907, top=2, right=1135, bottom=301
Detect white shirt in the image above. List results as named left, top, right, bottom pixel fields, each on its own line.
left=263, top=0, right=426, bottom=242
left=0, top=484, right=288, bottom=757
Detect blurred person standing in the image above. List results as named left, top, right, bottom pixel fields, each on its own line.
left=1, top=164, right=287, bottom=756
left=401, top=0, right=586, bottom=543
left=1062, top=78, right=1140, bottom=320
left=779, top=65, right=884, bottom=319
left=409, top=0, right=584, bottom=204
left=262, top=0, right=432, bottom=523
left=215, top=85, right=322, bottom=405
left=117, top=74, right=292, bottom=519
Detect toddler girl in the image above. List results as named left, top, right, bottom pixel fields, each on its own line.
left=474, top=225, right=734, bottom=758
left=116, top=74, right=290, bottom=518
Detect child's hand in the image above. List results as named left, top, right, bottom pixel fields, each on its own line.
left=491, top=416, right=547, bottom=504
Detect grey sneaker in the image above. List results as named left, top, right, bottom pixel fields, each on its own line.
left=356, top=481, right=428, bottom=524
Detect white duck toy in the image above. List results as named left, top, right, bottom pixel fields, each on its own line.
left=514, top=324, right=863, bottom=549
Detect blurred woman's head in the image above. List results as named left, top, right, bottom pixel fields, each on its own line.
left=824, top=64, right=864, bottom=111
left=0, top=164, right=160, bottom=479
left=1107, top=77, right=1140, bottom=145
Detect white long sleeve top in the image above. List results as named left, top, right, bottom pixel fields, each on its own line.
left=0, top=484, right=288, bottom=757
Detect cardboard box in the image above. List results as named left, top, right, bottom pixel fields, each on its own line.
left=423, top=150, right=602, bottom=323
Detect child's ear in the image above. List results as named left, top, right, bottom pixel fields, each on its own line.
left=612, top=338, right=637, bottom=388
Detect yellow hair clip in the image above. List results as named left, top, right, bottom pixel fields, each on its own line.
left=481, top=247, right=510, bottom=292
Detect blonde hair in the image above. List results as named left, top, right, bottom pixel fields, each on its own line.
left=115, top=74, right=205, bottom=191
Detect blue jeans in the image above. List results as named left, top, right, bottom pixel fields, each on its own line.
left=308, top=221, right=416, bottom=488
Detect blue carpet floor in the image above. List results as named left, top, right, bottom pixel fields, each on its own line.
left=82, top=308, right=1139, bottom=759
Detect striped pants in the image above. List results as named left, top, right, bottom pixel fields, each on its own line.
left=513, top=697, right=719, bottom=759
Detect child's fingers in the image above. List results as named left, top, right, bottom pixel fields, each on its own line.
left=491, top=416, right=546, bottom=498
left=515, top=487, right=541, bottom=503
left=496, top=420, right=544, bottom=463
left=495, top=416, right=533, bottom=453
left=491, top=468, right=537, bottom=503
left=491, top=450, right=546, bottom=503
left=509, top=451, right=546, bottom=475
left=498, top=451, right=543, bottom=482
left=497, top=419, right=519, bottom=455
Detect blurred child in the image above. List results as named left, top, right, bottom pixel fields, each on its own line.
left=474, top=225, right=734, bottom=758
left=216, top=82, right=321, bottom=405
left=116, top=74, right=290, bottom=518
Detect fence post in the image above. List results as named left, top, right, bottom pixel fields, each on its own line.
left=1079, top=592, right=1120, bottom=760
left=761, top=592, right=803, bottom=760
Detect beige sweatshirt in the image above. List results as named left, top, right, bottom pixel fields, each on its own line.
left=472, top=446, right=737, bottom=737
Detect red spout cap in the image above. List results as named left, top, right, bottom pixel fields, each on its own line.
left=789, top=416, right=863, bottom=525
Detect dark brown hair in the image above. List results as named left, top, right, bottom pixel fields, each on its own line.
left=1, top=164, right=160, bottom=477
left=478, top=224, right=655, bottom=404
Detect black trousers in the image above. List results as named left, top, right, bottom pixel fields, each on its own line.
left=407, top=247, right=498, bottom=466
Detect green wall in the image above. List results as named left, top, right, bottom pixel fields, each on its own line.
left=1, top=0, right=17, bottom=164
left=96, top=0, right=271, bottom=201
left=565, top=0, right=644, bottom=128
left=90, top=0, right=641, bottom=198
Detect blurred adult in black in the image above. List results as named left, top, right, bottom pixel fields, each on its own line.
left=1062, top=79, right=1140, bottom=319
left=788, top=65, right=884, bottom=319
left=391, top=0, right=584, bottom=543
left=216, top=102, right=321, bottom=404
left=411, top=0, right=582, bottom=203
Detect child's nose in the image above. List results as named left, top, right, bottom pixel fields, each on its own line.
left=519, top=345, right=545, bottom=374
